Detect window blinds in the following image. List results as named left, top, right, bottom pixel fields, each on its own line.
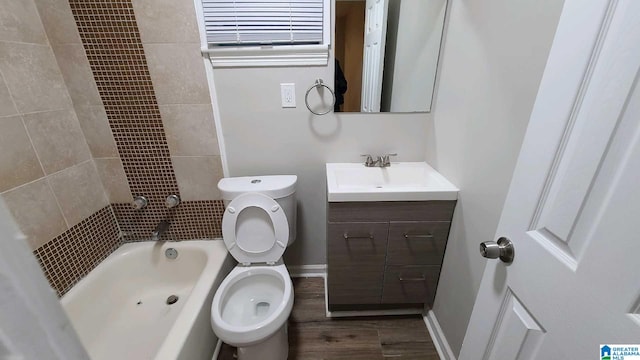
left=202, top=0, right=325, bottom=46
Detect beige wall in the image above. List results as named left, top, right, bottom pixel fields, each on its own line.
left=213, top=66, right=430, bottom=265
left=33, top=0, right=130, bottom=205
left=426, top=0, right=565, bottom=355
left=0, top=0, right=109, bottom=250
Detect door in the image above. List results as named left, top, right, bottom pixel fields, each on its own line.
left=460, top=1, right=640, bottom=359
left=361, top=0, right=388, bottom=112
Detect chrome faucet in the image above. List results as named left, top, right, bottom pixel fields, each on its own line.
left=380, top=153, right=397, bottom=167
left=361, top=153, right=397, bottom=167
left=151, top=220, right=170, bottom=241
left=361, top=154, right=377, bottom=167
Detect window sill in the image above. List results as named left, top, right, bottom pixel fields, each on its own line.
left=202, top=44, right=329, bottom=68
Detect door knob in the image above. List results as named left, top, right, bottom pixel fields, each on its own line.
left=479, top=237, right=514, bottom=264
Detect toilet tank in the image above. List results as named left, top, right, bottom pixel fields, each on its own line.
left=218, top=175, right=297, bottom=244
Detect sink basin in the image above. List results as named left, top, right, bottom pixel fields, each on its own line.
left=326, top=162, right=459, bottom=202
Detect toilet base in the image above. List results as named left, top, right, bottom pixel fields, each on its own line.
left=237, top=323, right=289, bottom=360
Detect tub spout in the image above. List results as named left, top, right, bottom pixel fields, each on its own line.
left=152, top=220, right=170, bottom=241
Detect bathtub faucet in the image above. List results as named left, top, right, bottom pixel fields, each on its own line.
left=152, top=220, right=171, bottom=241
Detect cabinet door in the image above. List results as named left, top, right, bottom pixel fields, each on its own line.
left=387, top=221, right=451, bottom=265
left=327, top=222, right=388, bottom=305
left=382, top=265, right=440, bottom=306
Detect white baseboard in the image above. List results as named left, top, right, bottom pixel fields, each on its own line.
left=424, top=310, right=456, bottom=360
left=212, top=339, right=222, bottom=360
left=327, top=307, right=423, bottom=318
left=287, top=264, right=326, bottom=278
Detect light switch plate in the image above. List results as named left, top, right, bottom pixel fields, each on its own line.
left=280, top=83, right=296, bottom=108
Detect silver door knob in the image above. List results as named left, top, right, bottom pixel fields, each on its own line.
left=479, top=237, right=514, bottom=264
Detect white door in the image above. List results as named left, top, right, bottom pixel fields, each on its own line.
left=460, top=1, right=640, bottom=359
left=361, top=0, right=388, bottom=112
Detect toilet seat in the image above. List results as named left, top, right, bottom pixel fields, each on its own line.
left=222, top=193, right=289, bottom=265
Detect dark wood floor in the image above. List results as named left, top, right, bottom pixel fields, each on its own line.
left=218, top=277, right=439, bottom=360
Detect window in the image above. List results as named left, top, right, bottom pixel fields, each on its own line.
left=196, top=0, right=330, bottom=67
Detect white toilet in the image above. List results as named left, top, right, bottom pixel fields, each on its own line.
left=211, top=175, right=297, bottom=360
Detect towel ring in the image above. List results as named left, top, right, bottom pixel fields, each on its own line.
left=305, top=79, right=336, bottom=115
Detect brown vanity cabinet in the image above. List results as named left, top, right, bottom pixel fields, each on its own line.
left=327, top=201, right=456, bottom=311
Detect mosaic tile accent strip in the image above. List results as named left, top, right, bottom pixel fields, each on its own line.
left=68, top=0, right=180, bottom=215
left=67, top=0, right=224, bottom=251
left=113, top=200, right=225, bottom=242
left=34, top=206, right=120, bottom=297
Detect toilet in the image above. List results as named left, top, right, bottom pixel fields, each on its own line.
left=211, top=175, right=297, bottom=360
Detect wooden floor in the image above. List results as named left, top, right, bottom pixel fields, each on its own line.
left=218, top=277, right=439, bottom=360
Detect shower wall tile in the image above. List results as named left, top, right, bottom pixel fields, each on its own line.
left=52, top=44, right=103, bottom=106
left=1, top=178, right=67, bottom=250
left=48, top=160, right=109, bottom=228
left=143, top=43, right=211, bottom=105
left=172, top=156, right=223, bottom=201
left=69, top=0, right=181, bottom=220
left=0, top=0, right=48, bottom=45
left=131, top=0, right=200, bottom=44
left=22, top=109, right=91, bottom=175
left=160, top=104, right=220, bottom=156
left=75, top=105, right=119, bottom=158
left=0, top=42, right=72, bottom=113
left=0, top=75, right=18, bottom=117
left=1, top=0, right=118, bottom=298
left=34, top=206, right=120, bottom=296
left=33, top=0, right=83, bottom=45
left=67, top=0, right=225, bottom=244
left=95, top=158, right=132, bottom=204
left=0, top=115, right=44, bottom=193
left=113, top=200, right=224, bottom=242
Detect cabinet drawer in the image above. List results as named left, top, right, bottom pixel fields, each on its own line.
left=328, top=201, right=456, bottom=222
left=382, top=265, right=440, bottom=306
left=387, top=221, right=451, bottom=265
left=327, top=222, right=388, bottom=304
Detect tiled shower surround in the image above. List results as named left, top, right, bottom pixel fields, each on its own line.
left=34, top=206, right=120, bottom=296
left=67, top=0, right=223, bottom=240
left=26, top=0, right=225, bottom=296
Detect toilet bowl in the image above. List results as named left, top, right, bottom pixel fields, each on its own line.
left=211, top=176, right=297, bottom=360
left=211, top=264, right=293, bottom=356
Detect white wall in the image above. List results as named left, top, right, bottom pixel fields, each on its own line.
left=426, top=0, right=565, bottom=356
left=387, top=0, right=446, bottom=112
left=212, top=64, right=429, bottom=265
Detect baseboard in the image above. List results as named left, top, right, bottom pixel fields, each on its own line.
left=212, top=339, right=222, bottom=360
left=327, top=307, right=423, bottom=318
left=424, top=310, right=456, bottom=360
left=287, top=264, right=326, bottom=278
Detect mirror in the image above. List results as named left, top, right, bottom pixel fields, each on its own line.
left=334, top=0, right=447, bottom=113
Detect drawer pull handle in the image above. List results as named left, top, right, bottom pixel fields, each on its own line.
left=398, top=275, right=426, bottom=281
left=403, top=233, right=434, bottom=239
left=343, top=233, right=373, bottom=240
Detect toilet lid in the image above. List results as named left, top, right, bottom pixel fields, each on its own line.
left=222, top=193, right=289, bottom=264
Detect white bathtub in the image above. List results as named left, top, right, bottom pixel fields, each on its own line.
left=61, top=240, right=233, bottom=360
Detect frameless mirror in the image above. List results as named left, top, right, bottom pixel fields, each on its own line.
left=334, top=0, right=447, bottom=113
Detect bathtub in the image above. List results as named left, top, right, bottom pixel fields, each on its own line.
left=61, top=240, right=234, bottom=360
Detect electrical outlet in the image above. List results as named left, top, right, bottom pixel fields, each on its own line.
left=280, top=83, right=296, bottom=108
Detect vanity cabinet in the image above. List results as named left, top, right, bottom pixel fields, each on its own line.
left=327, top=201, right=456, bottom=311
